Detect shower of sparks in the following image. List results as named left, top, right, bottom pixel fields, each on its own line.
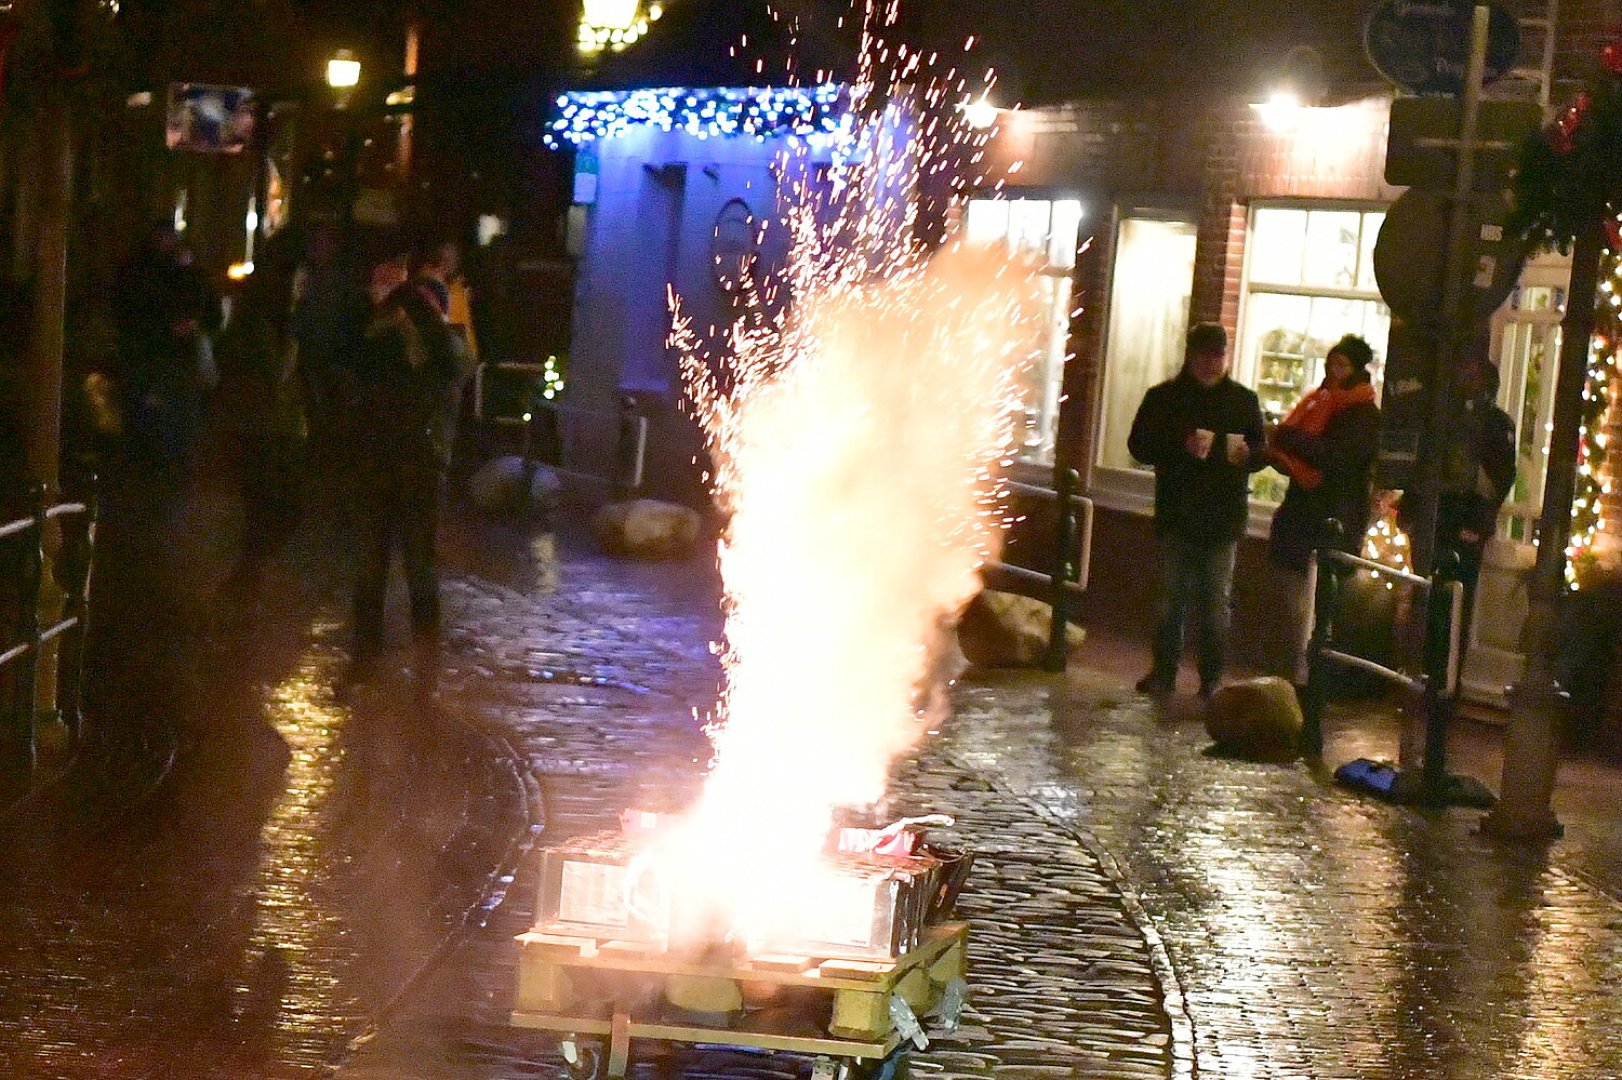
left=644, top=0, right=1049, bottom=953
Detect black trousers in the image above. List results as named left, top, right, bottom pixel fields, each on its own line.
left=352, top=461, right=443, bottom=656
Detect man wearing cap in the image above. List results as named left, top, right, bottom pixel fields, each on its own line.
left=1128, top=322, right=1266, bottom=698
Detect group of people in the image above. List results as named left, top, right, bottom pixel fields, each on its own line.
left=1128, top=322, right=1516, bottom=700
left=111, top=221, right=481, bottom=685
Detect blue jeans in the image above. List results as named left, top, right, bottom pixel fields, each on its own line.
left=1150, top=535, right=1238, bottom=686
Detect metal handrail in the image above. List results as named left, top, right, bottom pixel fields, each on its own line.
left=983, top=469, right=1094, bottom=672
left=1318, top=547, right=1432, bottom=591
left=1300, top=523, right=1467, bottom=793
left=1, top=484, right=98, bottom=771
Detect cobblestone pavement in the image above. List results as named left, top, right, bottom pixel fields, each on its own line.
left=0, top=475, right=529, bottom=1079
left=948, top=661, right=1622, bottom=1080
left=2, top=475, right=1177, bottom=1080
left=18, top=459, right=1622, bottom=1080
left=336, top=520, right=1178, bottom=1080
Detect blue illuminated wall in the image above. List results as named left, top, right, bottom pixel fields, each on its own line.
left=557, top=85, right=852, bottom=506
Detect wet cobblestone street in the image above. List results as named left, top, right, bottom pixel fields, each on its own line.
left=950, top=669, right=1622, bottom=1079
left=9, top=476, right=1622, bottom=1079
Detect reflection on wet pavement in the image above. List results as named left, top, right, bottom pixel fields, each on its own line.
left=950, top=671, right=1622, bottom=1079
left=0, top=478, right=527, bottom=1079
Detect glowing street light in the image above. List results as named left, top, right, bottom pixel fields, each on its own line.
left=961, top=95, right=999, bottom=130
left=578, top=0, right=662, bottom=56
left=326, top=49, right=361, bottom=92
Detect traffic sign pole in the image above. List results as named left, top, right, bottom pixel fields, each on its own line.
left=1391, top=5, right=1490, bottom=784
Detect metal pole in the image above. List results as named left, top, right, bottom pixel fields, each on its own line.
left=25, top=13, right=77, bottom=745
left=1043, top=467, right=1080, bottom=673
left=1420, top=553, right=1460, bottom=802
left=1399, top=5, right=1491, bottom=774
left=1299, top=522, right=1345, bottom=756
left=1409, top=5, right=1492, bottom=579
left=1483, top=220, right=1604, bottom=840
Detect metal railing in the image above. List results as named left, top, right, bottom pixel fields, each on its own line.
left=1, top=484, right=97, bottom=774
left=1299, top=522, right=1464, bottom=798
left=475, top=365, right=650, bottom=498
left=983, top=468, right=1095, bottom=672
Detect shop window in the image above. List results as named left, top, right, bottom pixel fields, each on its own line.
left=1237, top=203, right=1391, bottom=503
left=1493, top=257, right=1569, bottom=543
left=1095, top=213, right=1198, bottom=473
left=964, top=197, right=1084, bottom=465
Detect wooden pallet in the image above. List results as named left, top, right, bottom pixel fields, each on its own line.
left=510, top=921, right=968, bottom=1075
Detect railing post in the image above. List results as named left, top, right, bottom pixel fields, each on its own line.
left=1043, top=468, right=1081, bottom=673
left=616, top=394, right=646, bottom=499
left=1420, top=550, right=1462, bottom=803
left=9, top=485, right=49, bottom=774
left=1300, top=520, right=1346, bottom=756
left=53, top=482, right=97, bottom=752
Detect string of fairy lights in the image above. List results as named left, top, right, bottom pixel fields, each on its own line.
left=1572, top=245, right=1622, bottom=586
left=547, top=84, right=849, bottom=148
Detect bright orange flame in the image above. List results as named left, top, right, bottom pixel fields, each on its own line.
left=652, top=1, right=1046, bottom=954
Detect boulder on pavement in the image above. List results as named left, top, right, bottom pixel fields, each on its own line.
left=1205, top=676, right=1303, bottom=759
left=957, top=590, right=1085, bottom=668
left=468, top=456, right=563, bottom=514
left=594, top=499, right=702, bottom=559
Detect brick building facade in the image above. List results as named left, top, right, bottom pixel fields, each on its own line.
left=975, top=0, right=1622, bottom=699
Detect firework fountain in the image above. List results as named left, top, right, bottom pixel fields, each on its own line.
left=640, top=2, right=1048, bottom=955
left=530, top=0, right=1050, bottom=969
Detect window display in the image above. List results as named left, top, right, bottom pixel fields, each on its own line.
left=1239, top=204, right=1391, bottom=503
left=964, top=197, right=1084, bottom=465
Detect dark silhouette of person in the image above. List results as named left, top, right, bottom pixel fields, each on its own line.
left=112, top=221, right=220, bottom=485
left=343, top=256, right=459, bottom=687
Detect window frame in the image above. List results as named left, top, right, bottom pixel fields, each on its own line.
left=963, top=190, right=1088, bottom=472
left=1087, top=198, right=1201, bottom=515
left=1233, top=198, right=1392, bottom=533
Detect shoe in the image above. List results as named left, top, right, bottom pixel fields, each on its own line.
left=1136, top=672, right=1175, bottom=695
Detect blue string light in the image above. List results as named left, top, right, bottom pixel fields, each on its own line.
left=546, top=84, right=848, bottom=148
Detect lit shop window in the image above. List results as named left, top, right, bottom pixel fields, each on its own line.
left=964, top=197, right=1084, bottom=465
left=1096, top=213, right=1198, bottom=472
left=1238, top=203, right=1391, bottom=503
left=1494, top=257, right=1568, bottom=543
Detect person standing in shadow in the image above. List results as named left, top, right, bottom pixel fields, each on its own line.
left=342, top=255, right=459, bottom=691
left=216, top=233, right=310, bottom=599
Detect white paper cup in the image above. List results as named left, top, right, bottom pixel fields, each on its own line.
left=1226, top=433, right=1247, bottom=460
left=1192, top=428, right=1215, bottom=459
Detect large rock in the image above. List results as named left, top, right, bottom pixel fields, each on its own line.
left=957, top=591, right=1085, bottom=668
left=1205, top=676, right=1303, bottom=759
left=594, top=499, right=702, bottom=559
left=468, top=456, right=563, bottom=514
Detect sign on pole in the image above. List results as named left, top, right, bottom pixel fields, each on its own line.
left=1364, top=1, right=1519, bottom=96
left=166, top=83, right=256, bottom=154
left=1385, top=97, right=1541, bottom=190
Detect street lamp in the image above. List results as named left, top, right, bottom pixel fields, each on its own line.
left=578, top=0, right=660, bottom=56
left=327, top=48, right=361, bottom=106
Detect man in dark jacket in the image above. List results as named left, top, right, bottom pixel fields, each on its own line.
left=1128, top=323, right=1266, bottom=697
left=345, top=256, right=460, bottom=686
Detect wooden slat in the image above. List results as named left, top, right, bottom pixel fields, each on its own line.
left=514, top=922, right=967, bottom=993
left=508, top=1010, right=896, bottom=1059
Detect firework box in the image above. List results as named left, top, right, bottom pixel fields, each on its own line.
left=532, top=828, right=954, bottom=962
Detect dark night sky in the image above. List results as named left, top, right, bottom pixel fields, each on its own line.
left=116, top=0, right=1381, bottom=102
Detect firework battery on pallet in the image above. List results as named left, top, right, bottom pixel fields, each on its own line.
left=534, top=827, right=967, bottom=962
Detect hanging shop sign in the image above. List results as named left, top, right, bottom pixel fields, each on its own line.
left=166, top=83, right=256, bottom=154
left=1364, top=1, right=1520, bottom=96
